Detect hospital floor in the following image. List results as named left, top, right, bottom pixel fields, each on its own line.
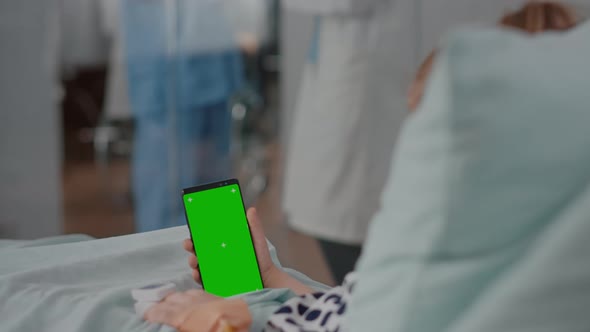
left=62, top=143, right=336, bottom=286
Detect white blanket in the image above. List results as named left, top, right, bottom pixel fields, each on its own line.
left=0, top=227, right=327, bottom=332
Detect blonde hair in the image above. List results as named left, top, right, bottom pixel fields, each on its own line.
left=408, top=1, right=578, bottom=111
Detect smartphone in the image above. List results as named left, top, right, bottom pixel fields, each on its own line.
left=182, top=179, right=263, bottom=297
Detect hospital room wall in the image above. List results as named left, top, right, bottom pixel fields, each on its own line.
left=0, top=1, right=63, bottom=239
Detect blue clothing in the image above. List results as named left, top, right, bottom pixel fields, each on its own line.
left=124, top=52, right=244, bottom=116
left=121, top=0, right=244, bottom=232
left=132, top=101, right=232, bottom=232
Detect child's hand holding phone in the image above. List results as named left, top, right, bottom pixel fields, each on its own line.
left=183, top=207, right=313, bottom=296
left=183, top=207, right=278, bottom=287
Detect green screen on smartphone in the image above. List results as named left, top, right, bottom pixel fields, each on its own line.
left=182, top=180, right=263, bottom=297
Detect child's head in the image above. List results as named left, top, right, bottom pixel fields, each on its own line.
left=407, top=1, right=579, bottom=111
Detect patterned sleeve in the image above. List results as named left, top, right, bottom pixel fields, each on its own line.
left=263, top=273, right=357, bottom=332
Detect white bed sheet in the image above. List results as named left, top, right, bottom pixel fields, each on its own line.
left=0, top=226, right=327, bottom=332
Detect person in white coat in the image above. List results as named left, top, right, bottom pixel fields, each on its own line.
left=282, top=0, right=537, bottom=283
left=282, top=0, right=402, bottom=284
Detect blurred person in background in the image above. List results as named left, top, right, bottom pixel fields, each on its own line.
left=281, top=0, right=398, bottom=284
left=121, top=0, right=245, bottom=232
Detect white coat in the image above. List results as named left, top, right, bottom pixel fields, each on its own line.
left=282, top=0, right=400, bottom=245
left=282, top=0, right=536, bottom=245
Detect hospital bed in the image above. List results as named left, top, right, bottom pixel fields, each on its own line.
left=0, top=227, right=326, bottom=332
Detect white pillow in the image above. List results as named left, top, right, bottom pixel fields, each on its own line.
left=346, top=22, right=590, bottom=332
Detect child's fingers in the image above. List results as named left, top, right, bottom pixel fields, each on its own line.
left=187, top=255, right=202, bottom=284
left=184, top=239, right=201, bottom=284
left=192, top=269, right=202, bottom=284
left=188, top=254, right=198, bottom=269
left=182, top=239, right=195, bottom=253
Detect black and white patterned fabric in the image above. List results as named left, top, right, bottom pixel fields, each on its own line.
left=264, top=273, right=357, bottom=332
